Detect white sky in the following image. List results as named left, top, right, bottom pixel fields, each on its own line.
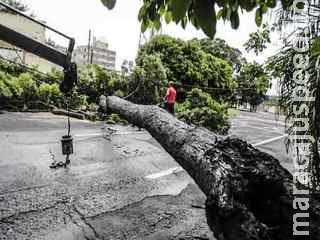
left=22, top=0, right=282, bottom=95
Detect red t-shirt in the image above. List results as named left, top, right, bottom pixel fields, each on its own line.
left=166, top=87, right=176, bottom=104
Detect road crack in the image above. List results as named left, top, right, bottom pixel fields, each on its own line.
left=66, top=202, right=102, bottom=240
left=0, top=199, right=68, bottom=223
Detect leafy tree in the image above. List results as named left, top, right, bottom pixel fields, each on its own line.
left=137, top=35, right=184, bottom=82
left=197, top=38, right=244, bottom=71
left=101, top=0, right=298, bottom=38
left=244, top=23, right=271, bottom=55
left=177, top=88, right=230, bottom=134
left=137, top=35, right=234, bottom=102
left=78, top=64, right=125, bottom=103
left=129, top=54, right=167, bottom=104
left=236, top=62, right=271, bottom=111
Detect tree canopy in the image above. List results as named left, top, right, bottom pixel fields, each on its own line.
left=236, top=62, right=271, bottom=110
left=244, top=23, right=271, bottom=55
left=101, top=0, right=300, bottom=38
left=136, top=35, right=235, bottom=101
left=197, top=38, right=244, bottom=71
left=0, top=0, right=28, bottom=12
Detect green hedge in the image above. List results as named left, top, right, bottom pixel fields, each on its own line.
left=177, top=88, right=230, bottom=134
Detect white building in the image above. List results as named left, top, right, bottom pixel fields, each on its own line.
left=73, top=38, right=116, bottom=70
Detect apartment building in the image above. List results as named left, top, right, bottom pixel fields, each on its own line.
left=73, top=37, right=116, bottom=70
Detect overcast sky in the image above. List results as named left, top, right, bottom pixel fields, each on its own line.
left=22, top=0, right=281, bottom=95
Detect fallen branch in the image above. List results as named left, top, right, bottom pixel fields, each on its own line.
left=51, top=108, right=85, bottom=120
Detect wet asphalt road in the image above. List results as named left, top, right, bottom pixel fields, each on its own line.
left=229, top=110, right=291, bottom=173
left=0, top=112, right=212, bottom=240
left=0, top=110, right=290, bottom=240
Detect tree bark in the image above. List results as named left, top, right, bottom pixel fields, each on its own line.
left=107, top=96, right=320, bottom=240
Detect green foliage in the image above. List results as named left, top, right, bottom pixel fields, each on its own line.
left=0, top=60, right=89, bottom=110
left=38, top=83, right=63, bottom=106
left=129, top=54, right=167, bottom=104
left=0, top=0, right=28, bottom=12
left=137, top=35, right=234, bottom=102
left=270, top=2, right=320, bottom=190
left=177, top=88, right=230, bottom=134
left=268, top=43, right=320, bottom=189
left=136, top=35, right=184, bottom=83
left=106, top=113, right=128, bottom=124
left=114, top=90, right=125, bottom=98
left=236, top=62, right=271, bottom=111
left=101, top=0, right=297, bottom=38
left=17, top=73, right=38, bottom=101
left=311, top=37, right=320, bottom=57
left=100, top=0, right=116, bottom=9
left=244, top=24, right=271, bottom=55
left=0, top=59, right=26, bottom=77
left=78, top=64, right=127, bottom=103
left=0, top=59, right=129, bottom=112
left=197, top=38, right=244, bottom=71
left=0, top=72, right=15, bottom=98
left=0, top=72, right=37, bottom=101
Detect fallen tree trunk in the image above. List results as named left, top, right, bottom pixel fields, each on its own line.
left=107, top=96, right=320, bottom=240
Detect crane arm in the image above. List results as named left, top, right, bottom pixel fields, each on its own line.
left=0, top=1, right=77, bottom=94
left=0, top=23, right=68, bottom=67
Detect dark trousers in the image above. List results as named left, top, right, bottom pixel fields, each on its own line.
left=167, top=102, right=175, bottom=114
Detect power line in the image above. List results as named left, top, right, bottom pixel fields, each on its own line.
left=0, top=54, right=61, bottom=84
left=177, top=83, right=261, bottom=92
left=0, top=54, right=262, bottom=93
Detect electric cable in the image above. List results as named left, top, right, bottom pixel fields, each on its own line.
left=123, top=76, right=144, bottom=100
left=0, top=54, right=61, bottom=83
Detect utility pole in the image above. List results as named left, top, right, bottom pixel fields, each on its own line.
left=90, top=48, right=94, bottom=64
left=87, top=29, right=91, bottom=64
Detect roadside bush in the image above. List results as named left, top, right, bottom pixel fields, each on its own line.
left=0, top=72, right=21, bottom=98
left=0, top=59, right=26, bottom=77
left=18, top=73, right=38, bottom=103
left=177, top=88, right=230, bottom=134
left=78, top=64, right=127, bottom=103
left=38, top=83, right=63, bottom=107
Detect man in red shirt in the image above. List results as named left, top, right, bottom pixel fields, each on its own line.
left=165, top=81, right=176, bottom=114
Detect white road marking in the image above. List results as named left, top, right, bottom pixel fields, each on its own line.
left=232, top=125, right=281, bottom=132
left=75, top=133, right=102, bottom=138
left=74, top=131, right=147, bottom=138
left=145, top=167, right=184, bottom=180
left=114, top=131, right=147, bottom=135
left=252, top=134, right=287, bottom=147
left=236, top=116, right=286, bottom=126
